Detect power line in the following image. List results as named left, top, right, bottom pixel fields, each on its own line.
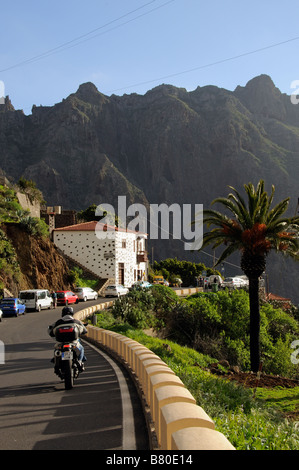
left=108, top=34, right=299, bottom=94
left=0, top=0, right=175, bottom=73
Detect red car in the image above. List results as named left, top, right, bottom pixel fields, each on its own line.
left=56, top=291, right=79, bottom=306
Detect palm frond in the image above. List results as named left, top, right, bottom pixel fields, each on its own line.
left=213, top=244, right=240, bottom=267
left=266, top=198, right=290, bottom=226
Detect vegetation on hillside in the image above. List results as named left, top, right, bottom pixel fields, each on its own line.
left=101, top=285, right=299, bottom=380
left=0, top=182, right=48, bottom=291
left=17, top=177, right=45, bottom=205
left=151, top=258, right=221, bottom=286
left=197, top=180, right=299, bottom=372
left=91, top=284, right=299, bottom=450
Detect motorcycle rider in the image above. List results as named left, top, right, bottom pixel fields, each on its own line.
left=48, top=306, right=87, bottom=371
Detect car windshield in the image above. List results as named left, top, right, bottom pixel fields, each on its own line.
left=20, top=292, right=35, bottom=299
left=56, top=293, right=66, bottom=298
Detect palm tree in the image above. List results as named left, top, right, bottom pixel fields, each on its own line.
left=198, top=180, right=299, bottom=372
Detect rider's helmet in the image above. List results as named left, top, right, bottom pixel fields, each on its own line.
left=62, top=306, right=74, bottom=317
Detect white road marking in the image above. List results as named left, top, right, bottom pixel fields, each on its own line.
left=82, top=340, right=137, bottom=450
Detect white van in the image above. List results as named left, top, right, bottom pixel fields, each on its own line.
left=19, top=289, right=53, bottom=311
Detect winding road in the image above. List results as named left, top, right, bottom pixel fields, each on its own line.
left=0, top=299, right=149, bottom=450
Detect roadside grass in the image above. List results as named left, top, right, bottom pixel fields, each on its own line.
left=95, top=320, right=299, bottom=450
left=254, top=387, right=299, bottom=415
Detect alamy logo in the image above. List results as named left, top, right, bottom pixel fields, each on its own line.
left=0, top=340, right=4, bottom=364
left=291, top=340, right=299, bottom=365
left=290, top=80, right=299, bottom=105
left=94, top=196, right=203, bottom=251
left=0, top=81, right=4, bottom=105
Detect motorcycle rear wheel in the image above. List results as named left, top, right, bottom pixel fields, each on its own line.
left=63, top=359, right=74, bottom=390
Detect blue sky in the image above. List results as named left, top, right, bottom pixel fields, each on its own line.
left=1, top=0, right=299, bottom=114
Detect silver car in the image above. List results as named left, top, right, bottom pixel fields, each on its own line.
left=73, top=287, right=98, bottom=302
left=104, top=285, right=129, bottom=298
left=222, top=277, right=245, bottom=289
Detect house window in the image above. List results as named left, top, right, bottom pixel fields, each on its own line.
left=122, top=240, right=126, bottom=249
left=118, top=263, right=125, bottom=285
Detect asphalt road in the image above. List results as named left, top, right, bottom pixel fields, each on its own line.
left=0, top=298, right=149, bottom=450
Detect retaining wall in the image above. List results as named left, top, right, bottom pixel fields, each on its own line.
left=74, top=301, right=235, bottom=450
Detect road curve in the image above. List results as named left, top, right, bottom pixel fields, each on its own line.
left=0, top=299, right=149, bottom=450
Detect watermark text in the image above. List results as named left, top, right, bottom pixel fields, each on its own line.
left=291, top=340, right=299, bottom=365
left=0, top=340, right=4, bottom=364
left=95, top=196, right=203, bottom=251
left=0, top=81, right=4, bottom=105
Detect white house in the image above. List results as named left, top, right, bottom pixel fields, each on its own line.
left=52, top=221, right=148, bottom=287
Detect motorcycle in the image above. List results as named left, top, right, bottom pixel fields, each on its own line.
left=49, top=324, right=85, bottom=390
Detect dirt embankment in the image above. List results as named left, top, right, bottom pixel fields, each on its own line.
left=2, top=223, right=72, bottom=295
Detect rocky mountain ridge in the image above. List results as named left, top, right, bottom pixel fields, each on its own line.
left=1, top=74, right=299, bottom=302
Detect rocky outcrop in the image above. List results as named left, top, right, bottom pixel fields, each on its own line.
left=2, top=223, right=72, bottom=295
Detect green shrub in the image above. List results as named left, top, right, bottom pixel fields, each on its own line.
left=111, top=290, right=156, bottom=329
left=100, top=283, right=299, bottom=378
left=19, top=216, right=49, bottom=237
left=168, top=289, right=299, bottom=377
left=94, top=310, right=115, bottom=329
left=102, top=322, right=299, bottom=450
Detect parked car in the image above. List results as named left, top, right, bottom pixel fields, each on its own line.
left=208, top=275, right=223, bottom=287
left=0, top=308, right=2, bottom=322
left=104, top=285, right=129, bottom=298
left=130, top=281, right=152, bottom=290
left=238, top=276, right=249, bottom=286
left=73, top=287, right=98, bottom=301
left=0, top=298, right=26, bottom=317
left=222, top=277, right=245, bottom=289
left=19, top=289, right=53, bottom=311
left=56, top=291, right=79, bottom=306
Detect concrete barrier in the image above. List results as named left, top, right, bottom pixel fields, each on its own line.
left=144, top=365, right=176, bottom=397
left=139, top=357, right=169, bottom=389
left=160, top=402, right=215, bottom=450
left=148, top=373, right=185, bottom=409
left=171, top=427, right=235, bottom=450
left=174, top=287, right=202, bottom=296
left=154, top=386, right=197, bottom=445
left=74, top=305, right=235, bottom=450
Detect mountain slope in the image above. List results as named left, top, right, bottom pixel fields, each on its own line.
left=1, top=74, right=299, bottom=302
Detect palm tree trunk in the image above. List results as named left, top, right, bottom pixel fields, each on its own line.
left=248, top=276, right=260, bottom=372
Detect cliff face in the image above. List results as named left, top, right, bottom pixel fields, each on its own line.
left=2, top=75, right=299, bottom=210
left=2, top=224, right=72, bottom=295
left=1, top=75, right=299, bottom=302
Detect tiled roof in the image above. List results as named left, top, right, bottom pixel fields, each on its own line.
left=267, top=293, right=291, bottom=302
left=53, top=221, right=147, bottom=235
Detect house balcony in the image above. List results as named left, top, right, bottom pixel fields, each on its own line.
left=137, top=251, right=148, bottom=263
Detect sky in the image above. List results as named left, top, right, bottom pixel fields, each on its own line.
left=1, top=0, right=299, bottom=114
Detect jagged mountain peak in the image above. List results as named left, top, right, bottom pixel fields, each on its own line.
left=0, top=96, right=16, bottom=113
left=243, top=74, right=276, bottom=89
left=77, top=81, right=99, bottom=94
left=234, top=74, right=287, bottom=120
left=73, top=81, right=107, bottom=105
